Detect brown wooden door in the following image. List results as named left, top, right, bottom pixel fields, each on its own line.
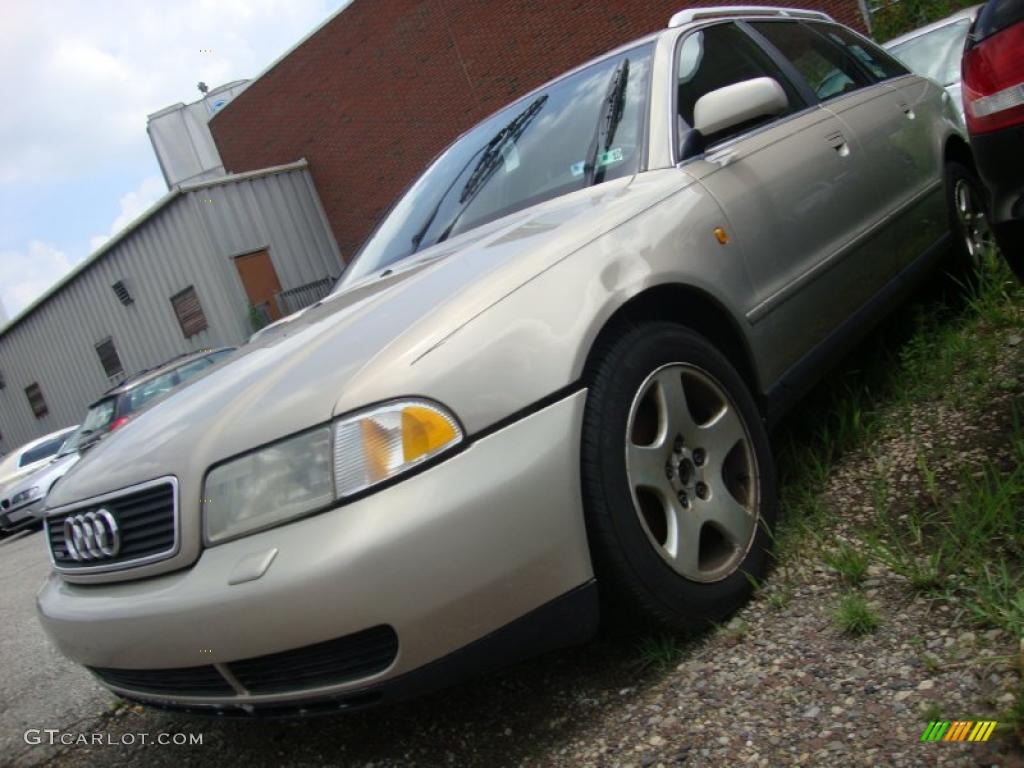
left=234, top=249, right=283, bottom=321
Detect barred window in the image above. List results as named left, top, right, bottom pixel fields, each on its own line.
left=170, top=286, right=208, bottom=338
left=112, top=280, right=133, bottom=305
left=25, top=382, right=48, bottom=418
left=95, top=337, right=124, bottom=378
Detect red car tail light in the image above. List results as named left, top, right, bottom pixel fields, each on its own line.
left=108, top=416, right=131, bottom=432
left=963, top=22, right=1024, bottom=134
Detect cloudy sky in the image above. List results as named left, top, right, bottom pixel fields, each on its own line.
left=0, top=0, right=349, bottom=322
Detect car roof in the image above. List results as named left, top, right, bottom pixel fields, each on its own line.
left=92, top=347, right=235, bottom=404
left=883, top=5, right=982, bottom=47
left=502, top=7, right=839, bottom=109
left=410, top=4, right=854, bottom=145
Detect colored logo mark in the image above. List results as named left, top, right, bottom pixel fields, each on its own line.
left=920, top=720, right=997, bottom=742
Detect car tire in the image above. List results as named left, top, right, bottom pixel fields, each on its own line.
left=945, top=160, right=996, bottom=282
left=993, top=220, right=1024, bottom=282
left=581, top=322, right=777, bottom=631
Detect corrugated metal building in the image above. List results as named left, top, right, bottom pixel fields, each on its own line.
left=0, top=160, right=341, bottom=451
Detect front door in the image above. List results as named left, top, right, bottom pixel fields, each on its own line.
left=673, top=22, right=878, bottom=386
left=234, top=249, right=283, bottom=322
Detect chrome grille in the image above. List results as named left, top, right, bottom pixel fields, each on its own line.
left=46, top=478, right=177, bottom=572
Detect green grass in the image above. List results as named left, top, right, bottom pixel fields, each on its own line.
left=824, top=541, right=870, bottom=586
left=921, top=700, right=944, bottom=722
left=767, top=586, right=793, bottom=611
left=835, top=593, right=882, bottom=636
left=863, top=412, right=1024, bottom=629
left=771, top=250, right=1024, bottom=735
left=634, top=632, right=686, bottom=672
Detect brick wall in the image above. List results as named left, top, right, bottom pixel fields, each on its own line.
left=210, top=0, right=867, bottom=260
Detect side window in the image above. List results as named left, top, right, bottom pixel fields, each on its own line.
left=676, top=23, right=805, bottom=150
left=173, top=358, right=213, bottom=383
left=750, top=21, right=871, bottom=101
left=813, top=22, right=909, bottom=80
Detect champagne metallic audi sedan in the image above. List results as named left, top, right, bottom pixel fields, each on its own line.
left=38, top=6, right=991, bottom=714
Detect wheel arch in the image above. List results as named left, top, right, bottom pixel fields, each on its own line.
left=944, top=133, right=976, bottom=171
left=581, top=283, right=764, bottom=412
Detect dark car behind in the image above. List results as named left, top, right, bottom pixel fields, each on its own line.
left=963, top=0, right=1024, bottom=274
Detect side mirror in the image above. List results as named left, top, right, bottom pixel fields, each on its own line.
left=693, top=77, right=788, bottom=137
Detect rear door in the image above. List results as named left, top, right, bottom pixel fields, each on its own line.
left=675, top=22, right=880, bottom=385
left=750, top=20, right=945, bottom=276
left=820, top=22, right=947, bottom=263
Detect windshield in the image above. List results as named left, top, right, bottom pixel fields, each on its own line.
left=888, top=20, right=971, bottom=85
left=56, top=428, right=84, bottom=458
left=339, top=43, right=653, bottom=286
left=60, top=399, right=116, bottom=454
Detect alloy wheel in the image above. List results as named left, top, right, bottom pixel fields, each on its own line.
left=624, top=363, right=759, bottom=583
left=955, top=177, right=994, bottom=263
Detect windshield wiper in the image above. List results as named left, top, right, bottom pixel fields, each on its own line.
left=409, top=94, right=549, bottom=253
left=584, top=59, right=630, bottom=186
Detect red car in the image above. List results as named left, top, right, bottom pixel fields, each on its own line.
left=962, top=0, right=1024, bottom=276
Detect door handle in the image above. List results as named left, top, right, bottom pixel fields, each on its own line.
left=899, top=101, right=916, bottom=119
left=826, top=131, right=850, bottom=157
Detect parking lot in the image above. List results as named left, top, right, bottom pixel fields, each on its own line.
left=0, top=530, right=113, bottom=766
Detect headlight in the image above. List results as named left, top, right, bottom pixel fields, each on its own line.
left=10, top=486, right=42, bottom=508
left=203, top=399, right=462, bottom=544
left=333, top=400, right=462, bottom=497
left=204, top=427, right=333, bottom=544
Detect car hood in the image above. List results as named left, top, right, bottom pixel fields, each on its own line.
left=49, top=176, right=649, bottom=507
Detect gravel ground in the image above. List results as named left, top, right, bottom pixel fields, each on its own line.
left=2, top=297, right=1022, bottom=768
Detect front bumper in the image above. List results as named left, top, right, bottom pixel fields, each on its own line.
left=37, top=391, right=594, bottom=711
left=0, top=498, right=43, bottom=531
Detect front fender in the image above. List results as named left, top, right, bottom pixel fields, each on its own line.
left=338, top=170, right=754, bottom=436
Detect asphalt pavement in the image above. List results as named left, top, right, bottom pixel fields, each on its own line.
left=0, top=527, right=640, bottom=768
left=0, top=530, right=115, bottom=766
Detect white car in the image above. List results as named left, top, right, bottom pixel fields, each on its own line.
left=884, top=6, right=982, bottom=125
left=0, top=427, right=78, bottom=506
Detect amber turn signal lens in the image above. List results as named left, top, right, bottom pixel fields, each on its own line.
left=402, top=406, right=459, bottom=462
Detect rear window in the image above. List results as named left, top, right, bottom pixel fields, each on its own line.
left=973, top=0, right=1024, bottom=42
left=19, top=435, right=66, bottom=466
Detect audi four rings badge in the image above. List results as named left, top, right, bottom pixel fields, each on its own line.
left=62, top=509, right=121, bottom=560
